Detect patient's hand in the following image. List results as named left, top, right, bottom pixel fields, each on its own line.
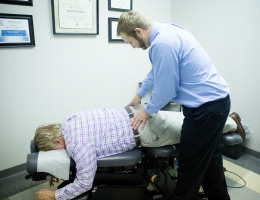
left=36, top=189, right=55, bottom=200
left=49, top=176, right=59, bottom=187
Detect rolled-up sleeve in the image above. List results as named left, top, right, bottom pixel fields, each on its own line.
left=144, top=43, right=179, bottom=114
left=55, top=143, right=97, bottom=200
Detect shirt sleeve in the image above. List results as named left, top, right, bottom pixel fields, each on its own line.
left=137, top=69, right=154, bottom=97
left=55, top=143, right=97, bottom=200
left=144, top=43, right=180, bottom=114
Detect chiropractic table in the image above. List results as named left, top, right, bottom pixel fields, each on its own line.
left=26, top=131, right=243, bottom=200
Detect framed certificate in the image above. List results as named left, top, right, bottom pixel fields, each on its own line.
left=108, top=0, right=132, bottom=12
left=0, top=13, right=35, bottom=47
left=51, top=0, right=99, bottom=35
left=108, top=18, right=123, bottom=42
left=0, top=0, right=33, bottom=6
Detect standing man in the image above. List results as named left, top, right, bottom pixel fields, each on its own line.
left=117, top=11, right=230, bottom=200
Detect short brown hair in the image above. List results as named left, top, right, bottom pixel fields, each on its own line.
left=117, top=11, right=152, bottom=37
left=34, top=123, right=62, bottom=151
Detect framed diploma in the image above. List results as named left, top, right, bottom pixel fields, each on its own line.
left=108, top=18, right=123, bottom=42
left=108, top=0, right=132, bottom=12
left=51, top=0, right=99, bottom=35
left=0, top=13, right=35, bottom=47
left=0, top=0, right=33, bottom=6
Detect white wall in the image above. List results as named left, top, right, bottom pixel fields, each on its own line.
left=0, top=0, right=171, bottom=171
left=171, top=0, right=260, bottom=152
left=3, top=0, right=259, bottom=172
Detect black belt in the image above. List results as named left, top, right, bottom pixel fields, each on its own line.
left=125, top=107, right=141, bottom=147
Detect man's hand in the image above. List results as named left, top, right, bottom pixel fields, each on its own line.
left=36, top=189, right=55, bottom=200
left=125, top=94, right=142, bottom=110
left=131, top=107, right=150, bottom=130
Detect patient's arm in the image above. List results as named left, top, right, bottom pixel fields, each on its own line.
left=55, top=143, right=97, bottom=200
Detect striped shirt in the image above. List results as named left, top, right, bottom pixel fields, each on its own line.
left=55, top=108, right=136, bottom=200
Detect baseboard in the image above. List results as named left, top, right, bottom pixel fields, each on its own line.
left=0, top=163, right=26, bottom=180
left=243, top=146, right=260, bottom=159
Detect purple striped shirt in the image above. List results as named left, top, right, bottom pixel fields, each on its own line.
left=55, top=108, right=136, bottom=200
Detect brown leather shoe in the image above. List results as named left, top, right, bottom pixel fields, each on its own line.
left=229, top=112, right=245, bottom=140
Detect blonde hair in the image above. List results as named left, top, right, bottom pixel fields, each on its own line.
left=34, top=123, right=62, bottom=151
left=117, top=11, right=152, bottom=37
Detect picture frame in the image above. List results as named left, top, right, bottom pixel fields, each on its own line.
left=0, top=0, right=33, bottom=6
left=108, top=17, right=123, bottom=42
left=108, top=0, right=132, bottom=12
left=0, top=13, right=35, bottom=48
left=51, top=0, right=99, bottom=35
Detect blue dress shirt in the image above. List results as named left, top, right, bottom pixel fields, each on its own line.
left=138, top=22, right=229, bottom=114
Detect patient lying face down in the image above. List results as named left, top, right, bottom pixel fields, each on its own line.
left=34, top=106, right=242, bottom=200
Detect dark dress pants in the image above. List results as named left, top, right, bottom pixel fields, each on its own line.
left=174, top=95, right=231, bottom=200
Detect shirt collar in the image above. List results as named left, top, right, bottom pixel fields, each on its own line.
left=149, top=21, right=161, bottom=46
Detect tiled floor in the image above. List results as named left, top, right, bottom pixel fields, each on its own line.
left=224, top=159, right=260, bottom=199
left=3, top=181, right=58, bottom=200
left=1, top=153, right=260, bottom=200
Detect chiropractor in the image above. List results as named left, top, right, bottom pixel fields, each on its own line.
left=118, top=11, right=231, bottom=200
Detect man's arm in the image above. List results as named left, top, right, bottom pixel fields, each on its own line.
left=126, top=71, right=153, bottom=129
left=125, top=69, right=154, bottom=110
left=55, top=143, right=97, bottom=200
left=144, top=43, right=179, bottom=114
left=131, top=43, right=179, bottom=130
left=137, top=69, right=154, bottom=98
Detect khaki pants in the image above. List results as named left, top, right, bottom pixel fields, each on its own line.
left=127, top=105, right=237, bottom=147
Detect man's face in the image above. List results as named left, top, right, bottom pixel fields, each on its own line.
left=120, top=32, right=147, bottom=50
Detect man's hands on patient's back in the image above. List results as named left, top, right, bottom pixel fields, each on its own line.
left=131, top=107, right=150, bottom=130
left=125, top=94, right=142, bottom=110
left=125, top=94, right=150, bottom=130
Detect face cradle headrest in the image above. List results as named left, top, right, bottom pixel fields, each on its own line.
left=30, top=140, right=39, bottom=153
